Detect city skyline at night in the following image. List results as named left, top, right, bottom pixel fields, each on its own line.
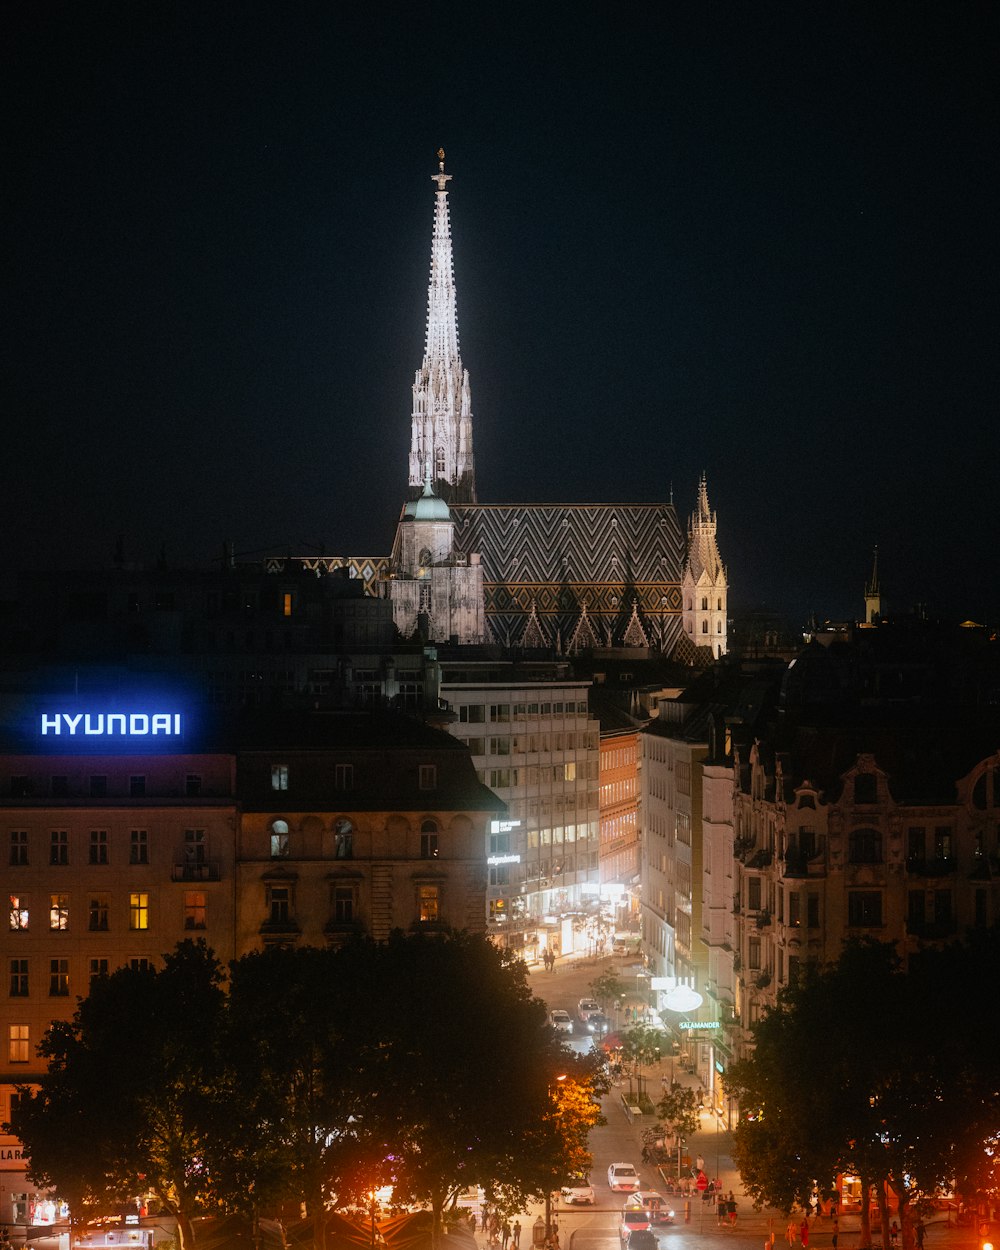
left=5, top=4, right=998, bottom=629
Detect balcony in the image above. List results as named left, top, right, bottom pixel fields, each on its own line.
left=172, top=862, right=221, bottom=882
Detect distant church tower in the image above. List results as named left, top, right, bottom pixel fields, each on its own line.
left=407, top=150, right=476, bottom=505
left=864, top=545, right=881, bottom=623
left=682, top=474, right=728, bottom=658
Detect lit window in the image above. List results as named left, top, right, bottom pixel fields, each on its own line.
left=184, top=892, right=207, bottom=931
left=283, top=592, right=293, bottom=617
left=418, top=884, right=440, bottom=923
left=8, top=1024, right=29, bottom=1063
left=129, top=892, right=149, bottom=931
left=9, top=894, right=28, bottom=931
left=271, top=764, right=289, bottom=791
left=89, top=829, right=109, bottom=865
left=130, top=829, right=149, bottom=865
left=49, top=959, right=70, bottom=997
left=270, top=820, right=290, bottom=859
left=49, top=894, right=69, bottom=931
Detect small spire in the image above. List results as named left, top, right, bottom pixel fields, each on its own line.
left=433, top=146, right=452, bottom=193
left=423, top=457, right=434, bottom=496
left=866, top=545, right=880, bottom=597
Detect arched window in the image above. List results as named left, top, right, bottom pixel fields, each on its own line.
left=701, top=596, right=708, bottom=611
left=270, top=819, right=289, bottom=859
left=702, top=620, right=708, bottom=633
left=717, top=621, right=722, bottom=633
left=435, top=446, right=446, bottom=476
left=717, top=598, right=722, bottom=610
left=420, top=819, right=439, bottom=859
left=334, top=818, right=354, bottom=860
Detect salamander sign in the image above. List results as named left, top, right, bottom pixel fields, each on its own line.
left=40, top=713, right=183, bottom=737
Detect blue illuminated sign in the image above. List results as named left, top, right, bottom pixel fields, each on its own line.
left=40, top=712, right=183, bottom=737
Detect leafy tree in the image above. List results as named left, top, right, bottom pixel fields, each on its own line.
left=8, top=942, right=225, bottom=1250
left=620, top=1025, right=664, bottom=1101
left=727, top=937, right=1000, bottom=1250
left=589, top=970, right=626, bottom=1010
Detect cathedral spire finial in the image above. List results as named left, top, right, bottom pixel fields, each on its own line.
left=433, top=147, right=452, bottom=194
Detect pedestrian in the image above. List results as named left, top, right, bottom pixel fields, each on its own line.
left=551, top=1218, right=559, bottom=1239
left=915, top=1220, right=925, bottom=1250
left=502, top=1222, right=511, bottom=1250
left=800, top=1218, right=809, bottom=1248
left=890, top=1221, right=899, bottom=1248
left=786, top=1219, right=798, bottom=1246
left=513, top=1220, right=521, bottom=1248
left=469, top=1213, right=477, bottom=1234
left=831, top=1234, right=838, bottom=1250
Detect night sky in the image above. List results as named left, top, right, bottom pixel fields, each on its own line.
left=5, top=3, right=998, bottom=628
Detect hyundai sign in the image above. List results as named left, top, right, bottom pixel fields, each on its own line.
left=41, top=712, right=183, bottom=737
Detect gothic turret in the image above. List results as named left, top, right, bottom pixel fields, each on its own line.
left=682, top=473, right=728, bottom=658
left=407, top=149, right=476, bottom=505
left=864, top=545, right=881, bottom=624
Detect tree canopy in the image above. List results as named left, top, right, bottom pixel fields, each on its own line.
left=727, top=933, right=1000, bottom=1250
left=8, top=932, right=606, bottom=1250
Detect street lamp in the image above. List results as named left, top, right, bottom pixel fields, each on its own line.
left=546, top=1075, right=567, bottom=1240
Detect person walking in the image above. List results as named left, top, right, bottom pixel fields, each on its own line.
left=786, top=1219, right=799, bottom=1245
left=890, top=1221, right=899, bottom=1248
left=512, top=1221, right=521, bottom=1249
left=915, top=1220, right=925, bottom=1250
left=800, top=1218, right=809, bottom=1248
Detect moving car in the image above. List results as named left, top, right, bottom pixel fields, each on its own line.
left=549, top=1009, right=574, bottom=1034
left=578, top=997, right=601, bottom=1022
left=584, top=1011, right=610, bottom=1036
left=621, top=1203, right=653, bottom=1235
left=608, top=1162, right=641, bottom=1192
left=625, top=1192, right=675, bottom=1226
left=561, top=1177, right=595, bottom=1205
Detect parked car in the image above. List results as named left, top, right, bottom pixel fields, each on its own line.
left=625, top=1192, right=675, bottom=1226
left=608, top=1162, right=641, bottom=1192
left=578, top=997, right=601, bottom=1022
left=620, top=1230, right=657, bottom=1250
left=561, top=1177, right=595, bottom=1205
left=549, top=1009, right=574, bottom=1034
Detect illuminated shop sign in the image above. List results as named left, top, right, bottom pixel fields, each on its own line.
left=40, top=712, right=183, bottom=737
left=490, top=819, right=522, bottom=834
left=487, top=853, right=522, bottom=866
left=679, top=1020, right=720, bottom=1030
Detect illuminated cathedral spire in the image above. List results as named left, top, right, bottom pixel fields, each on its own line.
left=408, top=149, right=476, bottom=504
left=682, top=473, right=728, bottom=658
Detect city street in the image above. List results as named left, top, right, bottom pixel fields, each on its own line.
left=501, top=951, right=988, bottom=1250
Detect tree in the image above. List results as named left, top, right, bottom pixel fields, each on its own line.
left=9, top=942, right=226, bottom=1250
left=619, top=1025, right=664, bottom=1102
left=727, top=937, right=1000, bottom=1250
left=589, top=970, right=626, bottom=1011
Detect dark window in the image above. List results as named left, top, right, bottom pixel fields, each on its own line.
left=185, top=774, right=202, bottom=797
left=10, top=776, right=31, bottom=798
left=130, top=829, right=149, bottom=865
left=747, top=877, right=762, bottom=911
left=975, top=889, right=988, bottom=927
left=50, top=831, right=69, bottom=866
left=10, top=831, right=28, bottom=867
left=89, top=830, right=109, bottom=865
left=806, top=894, right=820, bottom=929
left=907, top=890, right=925, bottom=927
left=130, top=775, right=146, bottom=798
left=51, top=775, right=69, bottom=796
left=334, top=764, right=354, bottom=791
left=268, top=886, right=291, bottom=924
left=933, top=890, right=953, bottom=925
left=849, top=828, right=882, bottom=864
left=848, top=891, right=882, bottom=927
left=49, top=959, right=70, bottom=997
left=88, top=895, right=109, bottom=931
left=934, top=827, right=953, bottom=861
left=333, top=885, right=354, bottom=923
left=9, top=958, right=29, bottom=997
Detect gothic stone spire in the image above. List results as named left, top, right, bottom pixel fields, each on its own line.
left=408, top=149, right=477, bottom=504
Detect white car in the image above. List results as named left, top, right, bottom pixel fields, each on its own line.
left=608, top=1162, right=641, bottom=1192
left=549, top=1009, right=574, bottom=1034
left=578, top=997, right=601, bottom=1022
left=561, top=1178, right=595, bottom=1205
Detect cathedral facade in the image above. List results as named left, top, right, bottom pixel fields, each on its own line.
left=388, top=152, right=728, bottom=656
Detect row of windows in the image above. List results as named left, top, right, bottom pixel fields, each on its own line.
left=270, top=762, right=437, bottom=791
left=458, top=701, right=589, bottom=723
left=8, top=891, right=165, bottom=932
left=602, top=743, right=637, bottom=769
left=7, top=943, right=189, bottom=1001
left=264, top=881, right=440, bottom=926
left=685, top=597, right=724, bottom=611
left=600, top=777, right=637, bottom=806
left=460, top=734, right=599, bottom=756
left=268, top=818, right=440, bottom=861
left=8, top=774, right=207, bottom=798
left=7, top=827, right=207, bottom=867
left=7, top=967, right=153, bottom=1061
